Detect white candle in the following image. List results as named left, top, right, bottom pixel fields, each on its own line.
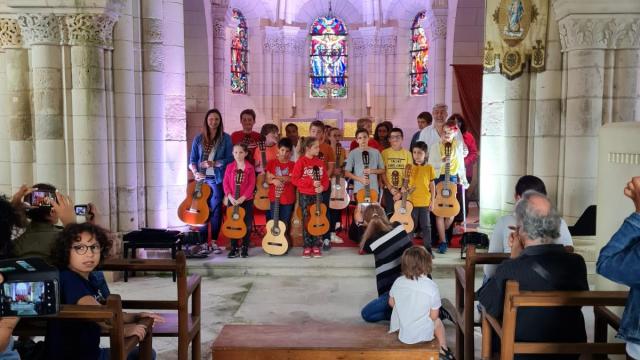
left=366, top=82, right=371, bottom=107
left=292, top=91, right=296, bottom=108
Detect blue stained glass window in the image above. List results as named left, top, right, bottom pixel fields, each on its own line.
left=410, top=11, right=429, bottom=96
left=309, top=16, right=348, bottom=98
left=231, top=9, right=248, bottom=94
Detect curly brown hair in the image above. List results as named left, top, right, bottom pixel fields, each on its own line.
left=401, top=246, right=432, bottom=280
left=52, top=222, right=113, bottom=268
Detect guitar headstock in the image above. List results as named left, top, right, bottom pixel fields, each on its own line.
left=362, top=150, right=370, bottom=167
left=258, top=139, right=266, bottom=152
left=336, top=145, right=342, bottom=159
left=312, top=166, right=321, bottom=181
left=275, top=184, right=284, bottom=198
left=318, top=151, right=325, bottom=161
left=234, top=169, right=244, bottom=184
left=404, top=164, right=412, bottom=178
left=444, top=142, right=452, bottom=156
left=391, top=171, right=400, bottom=188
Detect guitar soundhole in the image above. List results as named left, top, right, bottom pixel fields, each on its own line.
left=335, top=185, right=341, bottom=190
left=400, top=209, right=406, bottom=214
left=262, top=183, right=269, bottom=189
left=271, top=228, right=280, bottom=236
left=232, top=214, right=240, bottom=220
left=442, top=189, right=451, bottom=197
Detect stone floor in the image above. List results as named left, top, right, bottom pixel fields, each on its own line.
left=106, top=247, right=600, bottom=360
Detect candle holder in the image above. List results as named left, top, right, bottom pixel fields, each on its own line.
left=366, top=106, right=371, bottom=117
left=291, top=106, right=297, bottom=118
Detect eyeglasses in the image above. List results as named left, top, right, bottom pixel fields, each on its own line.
left=72, top=244, right=101, bottom=255
left=389, top=135, right=402, bottom=139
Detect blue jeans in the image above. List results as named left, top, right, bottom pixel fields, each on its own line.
left=361, top=293, right=392, bottom=322
left=200, top=180, right=224, bottom=242
left=99, top=347, right=156, bottom=360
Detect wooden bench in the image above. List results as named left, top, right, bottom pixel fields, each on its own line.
left=480, top=280, right=629, bottom=360
left=14, top=294, right=154, bottom=360
left=212, top=323, right=440, bottom=359
left=101, top=251, right=201, bottom=360
left=454, top=244, right=509, bottom=360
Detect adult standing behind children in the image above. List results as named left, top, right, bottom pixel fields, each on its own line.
left=417, top=104, right=465, bottom=164
left=230, top=109, right=261, bottom=165
left=189, top=109, right=234, bottom=254
left=349, top=118, right=383, bottom=152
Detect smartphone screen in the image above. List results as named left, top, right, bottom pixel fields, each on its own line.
left=30, top=190, right=55, bottom=207
left=74, top=205, right=88, bottom=216
left=0, top=280, right=58, bottom=316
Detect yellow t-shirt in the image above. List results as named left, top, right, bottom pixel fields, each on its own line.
left=408, top=164, right=437, bottom=207
left=437, top=139, right=460, bottom=177
left=381, top=148, right=412, bottom=188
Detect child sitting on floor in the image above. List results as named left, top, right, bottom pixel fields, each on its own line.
left=388, top=246, right=454, bottom=360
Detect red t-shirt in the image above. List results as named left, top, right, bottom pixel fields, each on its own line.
left=265, top=159, right=295, bottom=205
left=254, top=144, right=279, bottom=172
left=291, top=156, right=329, bottom=195
left=231, top=131, right=261, bottom=165
left=350, top=138, right=382, bottom=152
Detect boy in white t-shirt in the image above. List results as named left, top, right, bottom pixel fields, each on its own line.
left=389, top=246, right=454, bottom=359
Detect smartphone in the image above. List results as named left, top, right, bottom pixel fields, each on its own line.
left=74, top=205, right=89, bottom=216
left=29, top=190, right=56, bottom=207
left=0, top=280, right=59, bottom=316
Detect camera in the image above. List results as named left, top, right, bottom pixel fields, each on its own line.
left=0, top=258, right=59, bottom=317
left=74, top=205, right=89, bottom=216
left=27, top=190, right=56, bottom=208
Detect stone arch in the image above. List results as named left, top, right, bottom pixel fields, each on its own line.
left=226, top=0, right=274, bottom=23
left=293, top=0, right=362, bottom=26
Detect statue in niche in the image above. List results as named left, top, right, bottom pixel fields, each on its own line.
left=504, top=0, right=524, bottom=37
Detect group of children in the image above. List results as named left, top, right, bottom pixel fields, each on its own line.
left=218, top=112, right=467, bottom=259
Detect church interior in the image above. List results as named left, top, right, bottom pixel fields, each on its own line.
left=0, top=0, right=639, bottom=359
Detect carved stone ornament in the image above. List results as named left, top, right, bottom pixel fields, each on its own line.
left=213, top=20, right=225, bottom=39
left=426, top=13, right=447, bottom=39
left=64, top=14, right=118, bottom=49
left=18, top=14, right=61, bottom=46
left=351, top=35, right=397, bottom=57
left=263, top=31, right=305, bottom=55
left=0, top=18, right=22, bottom=48
left=142, top=18, right=163, bottom=43
left=558, top=15, right=640, bottom=51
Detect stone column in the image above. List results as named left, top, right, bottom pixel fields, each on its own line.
left=427, top=10, right=447, bottom=106
left=18, top=14, right=67, bottom=190
left=113, top=0, right=139, bottom=232
left=211, top=16, right=225, bottom=109
left=65, top=13, right=117, bottom=227
left=141, top=0, right=167, bottom=227
left=1, top=19, right=32, bottom=192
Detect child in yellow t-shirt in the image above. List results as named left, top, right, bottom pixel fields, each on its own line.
left=407, top=141, right=436, bottom=251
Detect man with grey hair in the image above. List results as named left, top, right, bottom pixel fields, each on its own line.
left=477, top=190, right=589, bottom=360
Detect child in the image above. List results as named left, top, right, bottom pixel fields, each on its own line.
left=381, top=128, right=412, bottom=214
left=291, top=137, right=329, bottom=258
left=230, top=109, right=261, bottom=164
left=253, top=123, right=280, bottom=173
left=349, top=118, right=383, bottom=151
left=223, top=143, right=257, bottom=258
left=407, top=141, right=436, bottom=252
left=308, top=121, right=335, bottom=250
left=345, top=128, right=385, bottom=206
left=46, top=222, right=163, bottom=359
left=388, top=246, right=453, bottom=359
left=430, top=117, right=468, bottom=254
left=266, top=138, right=296, bottom=248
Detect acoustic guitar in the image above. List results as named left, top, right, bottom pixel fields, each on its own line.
left=329, top=145, right=349, bottom=209
left=177, top=178, right=212, bottom=226
left=253, top=140, right=271, bottom=211
left=432, top=142, right=460, bottom=218
left=306, top=166, right=330, bottom=237
left=290, top=191, right=304, bottom=247
left=390, top=164, right=415, bottom=232
left=262, top=185, right=289, bottom=255
left=221, top=169, right=248, bottom=239
left=355, top=150, right=379, bottom=204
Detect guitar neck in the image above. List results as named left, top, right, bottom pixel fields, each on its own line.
left=401, top=178, right=409, bottom=207
left=364, top=165, right=371, bottom=197
left=444, top=155, right=451, bottom=185
left=234, top=183, right=241, bottom=213
left=273, top=198, right=280, bottom=223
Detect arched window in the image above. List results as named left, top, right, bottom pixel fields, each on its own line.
left=309, top=15, right=348, bottom=98
left=230, top=8, right=248, bottom=94
left=410, top=11, right=429, bottom=96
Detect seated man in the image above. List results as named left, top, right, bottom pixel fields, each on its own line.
left=484, top=175, right=573, bottom=278
left=477, top=190, right=588, bottom=360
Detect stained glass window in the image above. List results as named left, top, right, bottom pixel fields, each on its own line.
left=230, top=9, right=248, bottom=94
left=309, top=16, right=348, bottom=98
left=410, top=11, right=429, bottom=96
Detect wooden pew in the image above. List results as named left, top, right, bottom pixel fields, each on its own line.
left=211, top=323, right=440, bottom=360
left=480, top=280, right=628, bottom=360
left=14, top=294, right=154, bottom=360
left=101, top=251, right=202, bottom=360
left=454, top=244, right=509, bottom=360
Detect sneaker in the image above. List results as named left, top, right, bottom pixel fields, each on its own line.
left=335, top=222, right=342, bottom=231
left=241, top=246, right=249, bottom=258
left=312, top=247, right=322, bottom=258
left=210, top=242, right=222, bottom=254
left=438, top=242, right=448, bottom=254
left=330, top=232, right=344, bottom=244
left=227, top=247, right=239, bottom=258
left=302, top=247, right=312, bottom=258
left=439, top=346, right=455, bottom=360
left=322, top=238, right=331, bottom=251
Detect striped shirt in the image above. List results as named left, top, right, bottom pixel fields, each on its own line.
left=364, top=223, right=413, bottom=296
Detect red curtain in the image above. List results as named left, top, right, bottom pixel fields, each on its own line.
left=452, top=64, right=483, bottom=144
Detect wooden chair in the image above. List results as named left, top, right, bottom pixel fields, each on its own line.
left=480, top=280, right=628, bottom=360
left=15, top=294, right=154, bottom=360
left=101, top=251, right=202, bottom=360
left=453, top=244, right=509, bottom=360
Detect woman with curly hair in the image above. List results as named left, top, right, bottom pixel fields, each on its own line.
left=46, top=222, right=163, bottom=360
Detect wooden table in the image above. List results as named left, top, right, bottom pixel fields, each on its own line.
left=212, top=323, right=440, bottom=360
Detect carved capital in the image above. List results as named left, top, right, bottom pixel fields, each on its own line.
left=263, top=30, right=305, bottom=55
left=142, top=18, right=163, bottom=43
left=352, top=35, right=396, bottom=57
left=426, top=13, right=447, bottom=40
left=0, top=18, right=22, bottom=48
left=64, top=14, right=118, bottom=48
left=18, top=14, right=61, bottom=46
left=213, top=19, right=225, bottom=39
left=558, top=15, right=640, bottom=51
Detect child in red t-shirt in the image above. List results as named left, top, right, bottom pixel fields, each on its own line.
left=266, top=138, right=296, bottom=249
left=291, top=137, right=329, bottom=258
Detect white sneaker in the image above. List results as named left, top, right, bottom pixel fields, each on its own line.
left=330, top=232, right=344, bottom=244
